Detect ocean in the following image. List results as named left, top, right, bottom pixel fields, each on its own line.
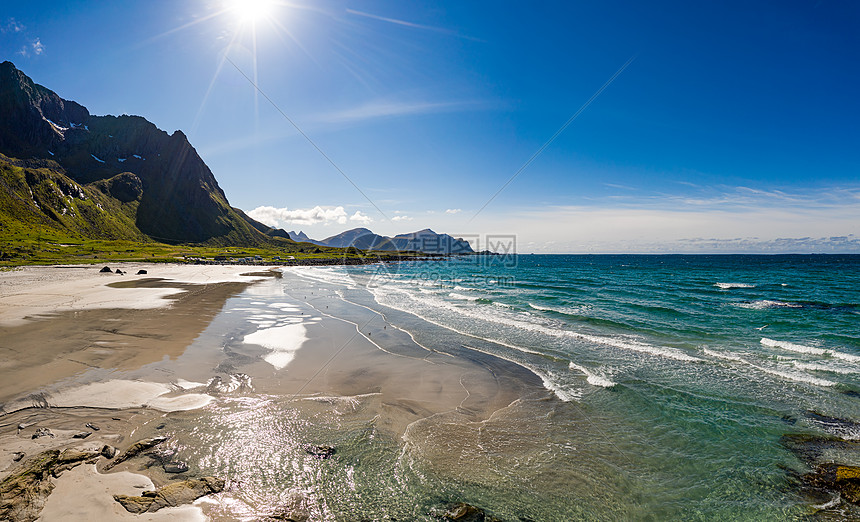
left=164, top=255, right=860, bottom=520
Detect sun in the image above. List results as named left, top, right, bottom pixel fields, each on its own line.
left=224, top=0, right=275, bottom=24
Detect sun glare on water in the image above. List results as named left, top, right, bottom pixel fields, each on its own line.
left=225, top=0, right=274, bottom=24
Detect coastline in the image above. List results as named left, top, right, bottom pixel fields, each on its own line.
left=0, top=264, right=271, bottom=520
left=0, top=263, right=550, bottom=521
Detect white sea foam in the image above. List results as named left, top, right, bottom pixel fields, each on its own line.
left=715, top=282, right=755, bottom=289
left=704, top=348, right=836, bottom=387
left=703, top=348, right=745, bottom=362
left=462, top=343, right=579, bottom=402
left=528, top=302, right=590, bottom=315
left=792, top=361, right=860, bottom=375
left=761, top=337, right=860, bottom=363
left=749, top=365, right=836, bottom=387
left=736, top=300, right=802, bottom=310
left=374, top=284, right=699, bottom=363
left=448, top=292, right=480, bottom=301
left=244, top=324, right=308, bottom=369
left=568, top=362, right=616, bottom=387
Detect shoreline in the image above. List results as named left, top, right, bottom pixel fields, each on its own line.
left=0, top=262, right=551, bottom=521
left=0, top=264, right=274, bottom=520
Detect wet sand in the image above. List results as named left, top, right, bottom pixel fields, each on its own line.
left=0, top=280, right=252, bottom=409
left=0, top=264, right=549, bottom=521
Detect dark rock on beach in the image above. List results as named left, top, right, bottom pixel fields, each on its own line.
left=11, top=452, right=25, bottom=462
left=805, top=410, right=860, bottom=440
left=780, top=433, right=858, bottom=464
left=113, top=476, right=225, bottom=514
left=438, top=502, right=504, bottom=522
left=99, top=266, right=112, bottom=273
left=71, top=431, right=91, bottom=439
left=305, top=445, right=336, bottom=459
left=136, top=269, right=147, bottom=275
left=31, top=427, right=53, bottom=439
left=803, top=464, right=860, bottom=504
left=103, top=436, right=168, bottom=470
left=163, top=461, right=189, bottom=474
left=0, top=448, right=101, bottom=522
left=100, top=444, right=117, bottom=459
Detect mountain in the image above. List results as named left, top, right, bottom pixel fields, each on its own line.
left=0, top=153, right=147, bottom=241
left=288, top=230, right=326, bottom=246
left=321, top=228, right=397, bottom=250
left=0, top=61, right=280, bottom=245
left=389, top=229, right=474, bottom=254
left=317, top=227, right=473, bottom=254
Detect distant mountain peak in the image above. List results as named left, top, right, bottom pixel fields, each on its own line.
left=320, top=227, right=472, bottom=254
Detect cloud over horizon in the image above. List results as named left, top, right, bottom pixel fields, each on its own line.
left=349, top=210, right=373, bottom=224
left=494, top=188, right=860, bottom=253
left=248, top=205, right=348, bottom=227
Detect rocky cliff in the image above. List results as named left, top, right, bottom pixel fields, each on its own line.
left=0, top=61, right=282, bottom=245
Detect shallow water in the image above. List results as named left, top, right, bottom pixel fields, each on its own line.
left=124, top=255, right=860, bottom=520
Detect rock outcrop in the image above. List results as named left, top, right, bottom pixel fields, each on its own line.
left=0, top=448, right=100, bottom=522
left=113, top=476, right=225, bottom=514
left=803, top=464, right=860, bottom=504
left=103, top=436, right=168, bottom=471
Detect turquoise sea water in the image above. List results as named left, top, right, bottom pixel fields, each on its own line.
left=280, top=254, right=860, bottom=519
left=160, top=255, right=860, bottom=520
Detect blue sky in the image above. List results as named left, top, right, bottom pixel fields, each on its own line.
left=2, top=0, right=858, bottom=252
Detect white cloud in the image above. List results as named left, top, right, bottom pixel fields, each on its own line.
left=247, top=205, right=348, bottom=227
left=2, top=18, right=25, bottom=33
left=483, top=202, right=860, bottom=253
left=316, top=99, right=479, bottom=124
left=462, top=184, right=860, bottom=253
left=349, top=210, right=373, bottom=224
left=392, top=215, right=413, bottom=222
left=16, top=38, right=44, bottom=58
left=445, top=208, right=462, bottom=214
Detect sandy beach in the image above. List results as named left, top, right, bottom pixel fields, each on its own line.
left=0, top=264, right=272, bottom=520
left=0, top=264, right=546, bottom=521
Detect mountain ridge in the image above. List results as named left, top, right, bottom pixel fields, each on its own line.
left=316, top=227, right=473, bottom=254
left=0, top=61, right=287, bottom=245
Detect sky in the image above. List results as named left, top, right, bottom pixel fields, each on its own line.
left=2, top=0, right=858, bottom=253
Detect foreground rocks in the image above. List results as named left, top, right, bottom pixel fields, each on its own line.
left=113, top=476, right=225, bottom=514
left=781, top=414, right=860, bottom=514
left=305, top=445, right=336, bottom=459
left=0, top=448, right=100, bottom=522
left=0, top=435, right=224, bottom=521
left=432, top=502, right=506, bottom=522
left=103, top=435, right=168, bottom=471
left=803, top=464, right=860, bottom=504
left=31, top=427, right=54, bottom=439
